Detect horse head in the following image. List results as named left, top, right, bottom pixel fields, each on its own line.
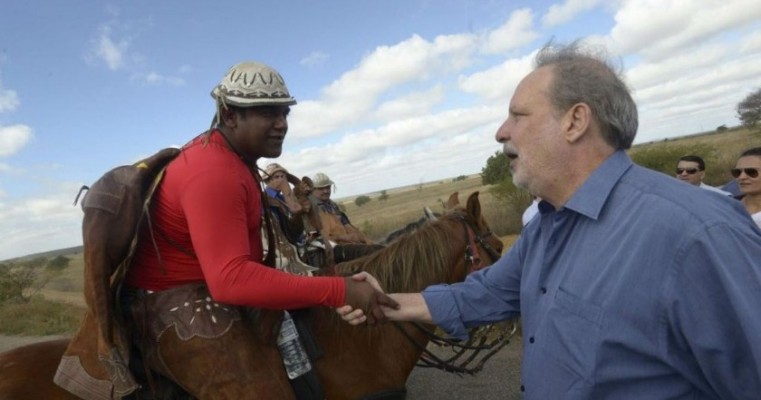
left=334, top=191, right=502, bottom=293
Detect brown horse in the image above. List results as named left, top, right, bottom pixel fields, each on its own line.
left=0, top=191, right=503, bottom=400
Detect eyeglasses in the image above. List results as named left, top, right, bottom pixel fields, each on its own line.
left=731, top=168, right=760, bottom=178
left=675, top=168, right=699, bottom=175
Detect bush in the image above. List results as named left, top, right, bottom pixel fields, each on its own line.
left=378, top=190, right=389, bottom=201
left=47, top=255, right=70, bottom=271
left=354, top=195, right=371, bottom=207
left=487, top=178, right=532, bottom=235
left=0, top=257, right=63, bottom=305
left=716, top=125, right=728, bottom=132
left=0, top=263, right=36, bottom=304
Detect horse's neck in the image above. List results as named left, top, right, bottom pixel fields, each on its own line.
left=310, top=308, right=430, bottom=399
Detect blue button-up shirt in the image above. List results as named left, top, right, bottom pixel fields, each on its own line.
left=423, top=151, right=761, bottom=399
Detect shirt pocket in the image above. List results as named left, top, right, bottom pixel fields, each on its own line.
left=532, top=286, right=604, bottom=393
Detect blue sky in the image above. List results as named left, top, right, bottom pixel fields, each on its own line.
left=1, top=0, right=761, bottom=259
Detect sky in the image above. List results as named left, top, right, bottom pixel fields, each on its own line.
left=1, top=0, right=760, bottom=260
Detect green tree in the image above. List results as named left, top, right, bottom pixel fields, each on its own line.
left=46, top=255, right=70, bottom=271
left=0, top=262, right=37, bottom=304
left=481, top=151, right=510, bottom=185
left=378, top=190, right=389, bottom=201
left=355, top=195, right=371, bottom=207
left=737, top=88, right=761, bottom=129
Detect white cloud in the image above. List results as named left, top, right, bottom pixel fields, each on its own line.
left=91, top=25, right=128, bottom=70
left=542, top=0, right=604, bottom=27
left=269, top=103, right=505, bottom=189
left=0, top=190, right=83, bottom=260
left=373, top=85, right=446, bottom=121
left=740, top=28, right=761, bottom=54
left=458, top=52, right=536, bottom=101
left=139, top=71, right=186, bottom=86
left=300, top=51, right=329, bottom=67
left=481, top=8, right=539, bottom=54
left=288, top=33, right=477, bottom=139
left=610, top=0, right=761, bottom=60
left=0, top=124, right=33, bottom=157
left=0, top=84, right=19, bottom=113
left=626, top=43, right=728, bottom=90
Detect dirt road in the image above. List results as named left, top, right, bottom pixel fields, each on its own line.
left=406, top=335, right=523, bottom=400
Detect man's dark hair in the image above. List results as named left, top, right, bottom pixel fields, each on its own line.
left=740, top=147, right=761, bottom=158
left=677, top=155, right=705, bottom=170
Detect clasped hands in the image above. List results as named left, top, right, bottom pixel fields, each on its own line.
left=341, top=272, right=397, bottom=326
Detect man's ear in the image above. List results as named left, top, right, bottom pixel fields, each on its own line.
left=563, top=102, right=592, bottom=143
left=218, top=107, right=238, bottom=128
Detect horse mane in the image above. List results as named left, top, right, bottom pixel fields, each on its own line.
left=333, top=209, right=466, bottom=293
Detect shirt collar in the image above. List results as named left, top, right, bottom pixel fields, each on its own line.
left=562, top=150, right=632, bottom=220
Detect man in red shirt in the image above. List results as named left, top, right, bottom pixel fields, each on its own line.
left=124, top=61, right=397, bottom=398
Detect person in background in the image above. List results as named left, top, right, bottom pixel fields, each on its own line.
left=733, top=146, right=761, bottom=229
left=310, top=172, right=373, bottom=245
left=118, top=61, right=397, bottom=397
left=263, top=162, right=305, bottom=244
left=340, top=40, right=761, bottom=399
left=675, top=154, right=731, bottom=195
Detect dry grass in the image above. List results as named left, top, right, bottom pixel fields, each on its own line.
left=0, top=297, right=84, bottom=335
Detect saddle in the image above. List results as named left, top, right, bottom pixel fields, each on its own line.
left=55, top=147, right=181, bottom=399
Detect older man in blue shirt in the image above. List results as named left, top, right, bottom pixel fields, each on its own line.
left=339, top=40, right=761, bottom=399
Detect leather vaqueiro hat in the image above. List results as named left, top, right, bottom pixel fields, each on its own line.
left=211, top=61, right=297, bottom=108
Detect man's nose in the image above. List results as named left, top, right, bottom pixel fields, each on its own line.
left=495, top=119, right=510, bottom=143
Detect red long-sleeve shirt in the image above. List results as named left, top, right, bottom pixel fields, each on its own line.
left=126, top=131, right=345, bottom=309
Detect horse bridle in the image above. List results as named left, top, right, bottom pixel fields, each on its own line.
left=458, top=215, right=501, bottom=272
left=389, top=213, right=514, bottom=377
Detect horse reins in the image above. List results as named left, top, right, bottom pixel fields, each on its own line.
left=392, top=213, right=512, bottom=375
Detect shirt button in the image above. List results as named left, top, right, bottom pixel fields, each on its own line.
left=529, top=336, right=535, bottom=343
left=541, top=287, right=547, bottom=294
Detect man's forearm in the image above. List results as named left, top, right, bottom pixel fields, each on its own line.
left=385, top=293, right=433, bottom=324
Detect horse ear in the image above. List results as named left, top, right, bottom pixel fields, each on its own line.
left=444, top=191, right=460, bottom=211
left=424, top=206, right=438, bottom=221
left=466, top=191, right=481, bottom=219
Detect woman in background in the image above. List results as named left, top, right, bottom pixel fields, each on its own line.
left=733, top=147, right=761, bottom=229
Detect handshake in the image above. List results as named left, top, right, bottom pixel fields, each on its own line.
left=342, top=273, right=399, bottom=325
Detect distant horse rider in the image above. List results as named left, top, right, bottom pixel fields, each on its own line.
left=263, top=162, right=307, bottom=244
left=310, top=172, right=383, bottom=262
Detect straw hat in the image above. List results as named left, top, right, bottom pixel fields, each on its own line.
left=311, top=172, right=334, bottom=188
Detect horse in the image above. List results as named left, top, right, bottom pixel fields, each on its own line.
left=0, top=191, right=504, bottom=400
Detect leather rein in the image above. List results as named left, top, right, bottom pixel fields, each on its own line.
left=392, top=215, right=517, bottom=375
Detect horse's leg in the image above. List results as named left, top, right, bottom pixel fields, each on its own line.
left=154, top=315, right=295, bottom=400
